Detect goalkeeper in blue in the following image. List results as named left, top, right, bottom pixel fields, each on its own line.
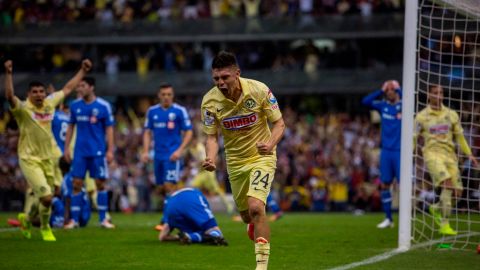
left=158, top=187, right=228, bottom=246
left=362, top=80, right=402, bottom=229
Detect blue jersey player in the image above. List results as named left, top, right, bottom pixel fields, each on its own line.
left=158, top=188, right=228, bottom=246
left=64, top=77, right=115, bottom=229
left=142, top=83, right=193, bottom=229
left=51, top=106, right=70, bottom=154
left=362, top=80, right=402, bottom=229
left=142, top=83, right=193, bottom=193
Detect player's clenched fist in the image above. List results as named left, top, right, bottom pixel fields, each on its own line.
left=81, top=59, right=92, bottom=72
left=257, top=142, right=273, bottom=155
left=4, top=60, right=12, bottom=73
left=202, top=157, right=216, bottom=171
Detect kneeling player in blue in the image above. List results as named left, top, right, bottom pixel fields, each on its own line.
left=158, top=188, right=228, bottom=246
left=60, top=157, right=91, bottom=228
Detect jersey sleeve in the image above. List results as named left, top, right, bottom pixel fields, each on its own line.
left=69, top=104, right=77, bottom=124
left=179, top=107, right=192, bottom=131
left=450, top=110, right=463, bottom=135
left=46, top=90, right=65, bottom=108
left=104, top=102, right=114, bottom=127
left=9, top=96, right=23, bottom=116
left=362, top=90, right=384, bottom=111
left=144, top=108, right=153, bottom=130
left=262, top=88, right=282, bottom=123
left=201, top=96, right=218, bottom=135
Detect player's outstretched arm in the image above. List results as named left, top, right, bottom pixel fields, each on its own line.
left=61, top=59, right=92, bottom=96
left=203, top=133, right=219, bottom=171
left=456, top=133, right=478, bottom=167
left=361, top=82, right=385, bottom=108
left=257, top=117, right=285, bottom=155
left=4, top=60, right=16, bottom=108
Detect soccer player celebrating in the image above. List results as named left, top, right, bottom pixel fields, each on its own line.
left=158, top=187, right=228, bottom=246
left=362, top=80, right=402, bottom=229
left=4, top=59, right=92, bottom=241
left=201, top=51, right=285, bottom=270
left=64, top=77, right=115, bottom=229
left=142, top=83, right=193, bottom=229
left=415, top=84, right=478, bottom=235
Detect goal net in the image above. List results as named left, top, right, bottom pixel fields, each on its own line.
left=412, top=0, right=480, bottom=250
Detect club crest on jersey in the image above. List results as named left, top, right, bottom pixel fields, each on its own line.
left=92, top=108, right=99, bottom=116
left=222, top=113, right=258, bottom=130
left=244, top=98, right=256, bottom=109
left=204, top=110, right=215, bottom=126
left=168, top=113, right=176, bottom=121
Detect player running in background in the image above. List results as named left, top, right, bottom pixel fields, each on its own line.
left=415, top=84, right=478, bottom=235
left=142, top=83, right=193, bottom=229
left=362, top=80, right=402, bottom=229
left=188, top=135, right=234, bottom=214
left=64, top=76, right=115, bottom=229
left=4, top=59, right=91, bottom=241
left=158, top=187, right=228, bottom=246
left=201, top=51, right=285, bottom=270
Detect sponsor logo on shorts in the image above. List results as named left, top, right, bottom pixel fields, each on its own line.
left=222, top=113, right=258, bottom=130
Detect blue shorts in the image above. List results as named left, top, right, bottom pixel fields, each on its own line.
left=72, top=156, right=108, bottom=180
left=154, top=159, right=182, bottom=186
left=380, top=149, right=400, bottom=184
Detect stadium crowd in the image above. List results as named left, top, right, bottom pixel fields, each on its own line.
left=0, top=0, right=403, bottom=25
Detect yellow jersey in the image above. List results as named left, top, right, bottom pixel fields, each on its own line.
left=10, top=91, right=64, bottom=161
left=415, top=105, right=464, bottom=156
left=201, top=77, right=282, bottom=167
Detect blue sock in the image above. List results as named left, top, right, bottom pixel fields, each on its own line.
left=50, top=197, right=64, bottom=227
left=267, top=194, right=281, bottom=214
left=185, top=232, right=202, bottom=243
left=381, top=190, right=392, bottom=221
left=71, top=193, right=83, bottom=223
left=97, top=190, right=108, bottom=222
left=207, top=229, right=222, bottom=238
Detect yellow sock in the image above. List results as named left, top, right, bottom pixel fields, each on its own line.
left=440, top=189, right=452, bottom=224
left=255, top=237, right=270, bottom=270
left=39, top=203, right=52, bottom=229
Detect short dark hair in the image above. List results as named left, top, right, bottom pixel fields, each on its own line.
left=82, top=77, right=96, bottom=87
left=211, top=51, right=238, bottom=69
left=159, top=82, right=172, bottom=90
left=28, top=81, right=46, bottom=91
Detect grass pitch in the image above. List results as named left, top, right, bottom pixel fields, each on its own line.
left=0, top=212, right=478, bottom=269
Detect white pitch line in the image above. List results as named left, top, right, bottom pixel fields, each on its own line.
left=326, top=232, right=480, bottom=270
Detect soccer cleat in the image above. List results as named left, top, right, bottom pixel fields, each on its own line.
left=429, top=205, right=442, bottom=227
left=7, top=218, right=20, bottom=227
left=40, top=226, right=56, bottom=242
left=203, top=234, right=228, bottom=246
left=439, top=223, right=457, bottom=236
left=100, top=219, right=116, bottom=229
left=63, top=219, right=79, bottom=229
left=154, top=224, right=165, bottom=231
left=178, top=232, right=192, bottom=245
left=247, top=223, right=255, bottom=241
left=269, top=211, right=284, bottom=222
left=17, top=213, right=32, bottom=239
left=376, top=218, right=394, bottom=229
